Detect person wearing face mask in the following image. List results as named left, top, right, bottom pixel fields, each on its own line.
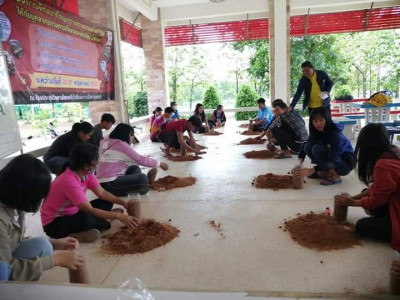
left=44, top=122, right=94, bottom=175
left=97, top=124, right=169, bottom=196
left=289, top=61, right=333, bottom=115
left=41, top=143, right=139, bottom=243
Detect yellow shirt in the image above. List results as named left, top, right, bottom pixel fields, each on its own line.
left=308, top=72, right=322, bottom=108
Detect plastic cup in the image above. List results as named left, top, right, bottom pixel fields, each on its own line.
left=69, top=261, right=90, bottom=284
left=334, top=196, right=348, bottom=222
left=127, top=192, right=141, bottom=218
left=390, top=260, right=400, bottom=295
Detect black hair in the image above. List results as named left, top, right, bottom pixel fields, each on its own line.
left=170, top=101, right=177, bottom=107
left=309, top=107, right=337, bottom=137
left=67, top=143, right=99, bottom=172
left=152, top=107, right=162, bottom=117
left=354, top=123, right=399, bottom=185
left=109, top=123, right=134, bottom=144
left=272, top=99, right=287, bottom=109
left=194, top=103, right=206, bottom=122
left=164, top=107, right=174, bottom=114
left=188, top=115, right=202, bottom=128
left=101, top=113, right=116, bottom=124
left=0, top=154, right=51, bottom=212
left=72, top=121, right=93, bottom=134
left=257, top=98, right=266, bottom=105
left=301, top=61, right=314, bottom=69
left=217, top=104, right=223, bottom=110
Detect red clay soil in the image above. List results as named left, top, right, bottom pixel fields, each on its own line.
left=203, top=131, right=223, bottom=136
left=239, top=124, right=249, bottom=128
left=101, top=219, right=179, bottom=255
left=168, top=155, right=202, bottom=162
left=253, top=173, right=293, bottom=189
left=239, top=138, right=266, bottom=145
left=244, top=150, right=274, bottom=159
left=240, top=130, right=260, bottom=135
left=151, top=175, right=196, bottom=191
left=283, top=213, right=363, bottom=251
left=209, top=220, right=226, bottom=239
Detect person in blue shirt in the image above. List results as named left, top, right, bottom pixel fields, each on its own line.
left=249, top=98, right=273, bottom=131
left=171, top=101, right=179, bottom=120
left=297, top=107, right=354, bottom=185
left=289, top=61, right=333, bottom=115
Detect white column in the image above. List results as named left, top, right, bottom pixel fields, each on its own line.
left=108, top=0, right=129, bottom=123
left=269, top=0, right=290, bottom=103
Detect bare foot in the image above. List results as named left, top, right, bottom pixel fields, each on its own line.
left=147, top=168, right=158, bottom=185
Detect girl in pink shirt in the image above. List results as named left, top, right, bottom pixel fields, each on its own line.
left=41, top=143, right=138, bottom=243
left=97, top=124, right=169, bottom=196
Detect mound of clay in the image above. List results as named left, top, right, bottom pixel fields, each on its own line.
left=240, top=130, right=260, bottom=135
left=101, top=219, right=179, bottom=255
left=283, top=213, right=363, bottom=251
left=151, top=175, right=196, bottom=191
left=168, top=155, right=202, bottom=162
left=254, top=173, right=293, bottom=189
left=244, top=150, right=274, bottom=159
left=203, top=131, right=223, bottom=136
left=239, top=124, right=249, bottom=128
left=239, top=138, right=266, bottom=145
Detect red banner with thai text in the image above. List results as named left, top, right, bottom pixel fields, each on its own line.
left=0, top=0, right=114, bottom=104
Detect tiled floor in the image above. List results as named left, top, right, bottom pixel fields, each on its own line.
left=24, top=121, right=397, bottom=296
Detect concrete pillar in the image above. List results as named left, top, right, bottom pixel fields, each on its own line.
left=141, top=12, right=168, bottom=112
left=269, top=0, right=290, bottom=104
left=78, top=0, right=127, bottom=124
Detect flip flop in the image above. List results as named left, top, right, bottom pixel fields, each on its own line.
left=274, top=152, right=292, bottom=159
left=320, top=178, right=342, bottom=186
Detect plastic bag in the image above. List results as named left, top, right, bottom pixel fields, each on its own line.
left=118, top=277, right=155, bottom=300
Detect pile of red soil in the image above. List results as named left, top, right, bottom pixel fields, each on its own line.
left=203, top=131, right=223, bottom=136
left=283, top=213, right=363, bottom=251
left=240, top=130, right=260, bottom=135
left=239, top=124, right=249, bottom=128
left=239, top=138, right=266, bottom=145
left=101, top=219, right=179, bottom=255
left=151, top=175, right=196, bottom=191
left=209, top=220, right=226, bottom=239
left=244, top=150, right=274, bottom=159
left=168, top=155, right=202, bottom=162
left=253, top=173, right=293, bottom=189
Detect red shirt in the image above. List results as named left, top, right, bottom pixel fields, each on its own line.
left=164, top=119, right=187, bottom=133
left=361, top=152, right=400, bottom=251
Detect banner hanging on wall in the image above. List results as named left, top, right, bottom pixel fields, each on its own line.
left=0, top=0, right=114, bottom=104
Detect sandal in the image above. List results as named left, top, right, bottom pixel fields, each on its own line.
left=274, top=152, right=292, bottom=159
left=320, top=178, right=342, bottom=186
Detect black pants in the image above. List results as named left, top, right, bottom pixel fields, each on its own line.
left=43, top=199, right=112, bottom=238
left=355, top=204, right=392, bottom=243
left=271, top=126, right=302, bottom=152
left=100, top=165, right=149, bottom=196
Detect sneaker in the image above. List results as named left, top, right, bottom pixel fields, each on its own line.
left=69, top=228, right=100, bottom=243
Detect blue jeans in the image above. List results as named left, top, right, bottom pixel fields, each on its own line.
left=0, top=237, right=53, bottom=281
left=303, top=142, right=352, bottom=176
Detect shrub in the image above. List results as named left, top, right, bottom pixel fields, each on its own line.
left=235, top=85, right=258, bottom=120
left=333, top=85, right=353, bottom=100
left=131, top=91, right=149, bottom=117
left=203, top=86, right=220, bottom=119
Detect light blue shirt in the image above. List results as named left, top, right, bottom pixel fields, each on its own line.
left=171, top=109, right=179, bottom=120
left=257, top=106, right=273, bottom=127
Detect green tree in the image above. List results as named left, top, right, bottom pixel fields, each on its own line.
left=235, top=85, right=258, bottom=121
left=203, top=86, right=220, bottom=109
left=130, top=91, right=148, bottom=117
left=167, top=47, right=187, bottom=101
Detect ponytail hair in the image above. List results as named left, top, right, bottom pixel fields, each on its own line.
left=153, top=107, right=162, bottom=117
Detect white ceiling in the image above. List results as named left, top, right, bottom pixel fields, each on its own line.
left=118, top=0, right=400, bottom=25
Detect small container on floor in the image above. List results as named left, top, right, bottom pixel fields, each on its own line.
left=292, top=166, right=304, bottom=189
left=334, top=196, right=348, bottom=222
left=390, top=260, right=400, bottom=295
left=69, top=261, right=90, bottom=284
left=127, top=192, right=141, bottom=218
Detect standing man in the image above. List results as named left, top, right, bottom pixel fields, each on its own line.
left=289, top=61, right=333, bottom=115
left=89, top=113, right=116, bottom=147
left=249, top=98, right=273, bottom=131
left=171, top=101, right=179, bottom=120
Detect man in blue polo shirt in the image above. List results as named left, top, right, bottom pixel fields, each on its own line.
left=249, top=98, right=273, bottom=131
